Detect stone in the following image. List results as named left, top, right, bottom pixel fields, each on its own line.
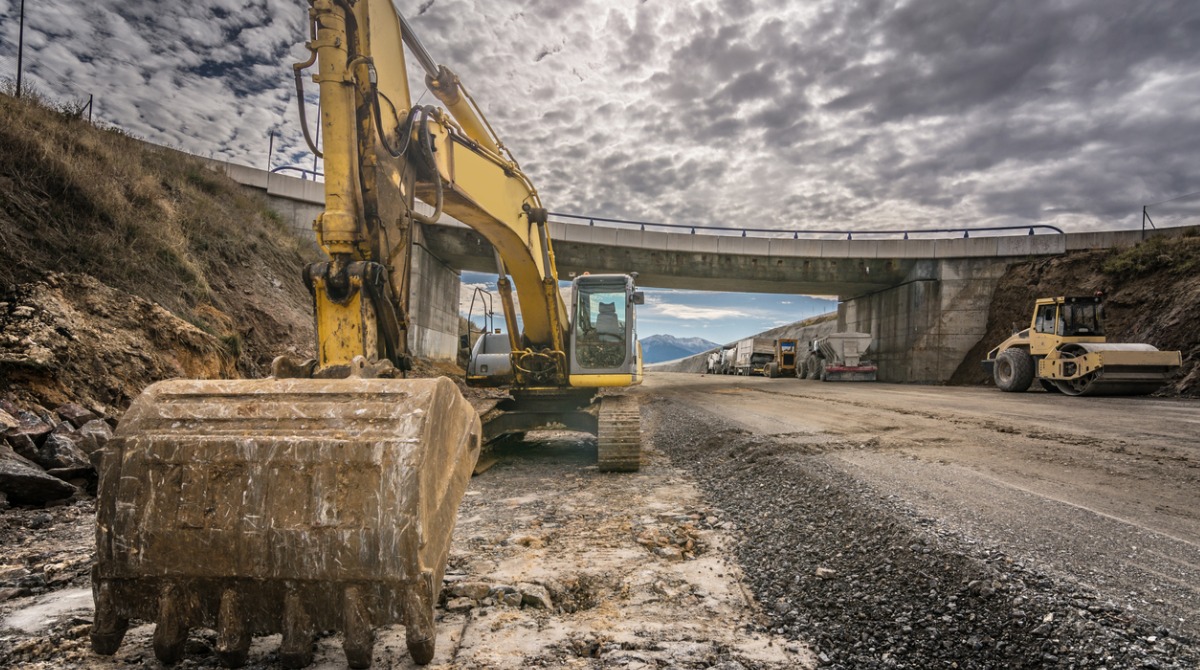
left=518, top=583, right=554, bottom=610
left=445, top=597, right=474, bottom=612
left=6, top=432, right=40, bottom=462
left=654, top=546, right=684, bottom=561
left=500, top=591, right=523, bottom=607
left=55, top=403, right=99, bottom=429
left=449, top=581, right=492, bottom=601
left=0, top=444, right=78, bottom=504
left=815, top=567, right=838, bottom=579
left=77, top=419, right=114, bottom=468
left=7, top=410, right=53, bottom=447
left=37, top=434, right=92, bottom=475
left=0, top=409, right=18, bottom=431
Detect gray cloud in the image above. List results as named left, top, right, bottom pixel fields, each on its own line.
left=1, top=0, right=1196, bottom=232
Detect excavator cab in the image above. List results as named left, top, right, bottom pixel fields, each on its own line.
left=569, top=274, right=644, bottom=385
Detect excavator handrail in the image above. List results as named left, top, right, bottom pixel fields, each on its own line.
left=546, top=211, right=1065, bottom=239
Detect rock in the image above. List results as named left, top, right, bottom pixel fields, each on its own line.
left=519, top=583, right=554, bottom=610
left=77, top=419, right=114, bottom=467
left=7, top=411, right=53, bottom=447
left=501, top=591, right=523, bottom=607
left=55, top=403, right=99, bottom=429
left=5, top=432, right=40, bottom=462
left=445, top=597, right=474, bottom=612
left=0, top=444, right=79, bottom=504
left=0, top=490, right=7, bottom=509
left=815, top=567, right=837, bottom=579
left=654, top=546, right=685, bottom=561
left=37, top=433, right=92, bottom=475
left=0, top=409, right=18, bottom=431
left=449, top=581, right=492, bottom=601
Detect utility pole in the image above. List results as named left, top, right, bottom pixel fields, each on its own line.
left=16, top=0, right=26, bottom=98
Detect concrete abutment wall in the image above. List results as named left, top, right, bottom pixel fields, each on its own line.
left=839, top=258, right=1010, bottom=383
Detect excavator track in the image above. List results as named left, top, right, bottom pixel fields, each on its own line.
left=597, top=395, right=642, bottom=473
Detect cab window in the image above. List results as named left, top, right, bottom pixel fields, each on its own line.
left=575, top=284, right=627, bottom=369
left=1034, top=305, right=1057, bottom=334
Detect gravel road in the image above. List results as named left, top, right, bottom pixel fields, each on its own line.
left=646, top=371, right=1199, bottom=668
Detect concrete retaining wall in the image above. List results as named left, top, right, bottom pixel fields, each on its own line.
left=840, top=259, right=1010, bottom=383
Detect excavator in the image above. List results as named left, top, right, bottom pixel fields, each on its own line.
left=91, top=1, right=643, bottom=667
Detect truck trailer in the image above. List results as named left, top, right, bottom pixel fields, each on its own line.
left=734, top=337, right=775, bottom=376
left=799, top=332, right=877, bottom=381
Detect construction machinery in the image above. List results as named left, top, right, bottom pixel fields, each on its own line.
left=799, top=332, right=878, bottom=381
left=92, top=2, right=642, bottom=668
left=706, top=350, right=721, bottom=374
left=732, top=337, right=774, bottom=376
left=982, top=295, right=1180, bottom=396
left=764, top=338, right=799, bottom=378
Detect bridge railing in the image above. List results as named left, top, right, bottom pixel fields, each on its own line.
left=546, top=212, right=1064, bottom=240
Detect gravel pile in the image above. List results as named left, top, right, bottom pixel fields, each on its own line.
left=646, top=398, right=1198, bottom=669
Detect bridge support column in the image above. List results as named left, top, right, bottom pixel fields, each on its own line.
left=840, top=258, right=1010, bottom=383
left=407, top=224, right=461, bottom=361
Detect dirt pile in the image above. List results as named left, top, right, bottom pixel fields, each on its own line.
left=952, top=230, right=1200, bottom=395
left=0, top=92, right=316, bottom=411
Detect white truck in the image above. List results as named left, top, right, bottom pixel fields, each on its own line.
left=733, top=337, right=775, bottom=376
left=799, top=332, right=877, bottom=381
left=705, top=351, right=721, bottom=374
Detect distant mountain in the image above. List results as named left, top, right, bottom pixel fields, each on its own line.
left=639, top=334, right=720, bottom=364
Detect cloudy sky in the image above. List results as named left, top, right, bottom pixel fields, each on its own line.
left=2, top=0, right=1197, bottom=338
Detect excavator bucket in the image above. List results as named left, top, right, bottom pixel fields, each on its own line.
left=91, top=376, right=480, bottom=668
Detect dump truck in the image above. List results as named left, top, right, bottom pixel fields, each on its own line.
left=799, top=332, right=877, bottom=381
left=764, top=338, right=799, bottom=378
left=981, top=295, right=1181, bottom=396
left=733, top=336, right=775, bottom=376
left=92, top=3, right=642, bottom=668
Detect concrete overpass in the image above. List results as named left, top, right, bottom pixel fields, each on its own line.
left=208, top=159, right=1188, bottom=383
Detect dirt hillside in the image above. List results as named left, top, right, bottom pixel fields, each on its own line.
left=0, top=93, right=316, bottom=411
left=951, top=230, right=1200, bottom=396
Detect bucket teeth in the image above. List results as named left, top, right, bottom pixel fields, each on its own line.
left=90, top=579, right=128, bottom=656
left=280, top=591, right=316, bottom=669
left=343, top=585, right=375, bottom=669
left=216, top=589, right=251, bottom=668
left=152, top=583, right=188, bottom=665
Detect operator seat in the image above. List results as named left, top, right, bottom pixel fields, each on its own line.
left=595, top=302, right=622, bottom=341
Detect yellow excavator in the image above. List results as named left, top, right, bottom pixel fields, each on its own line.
left=982, top=295, right=1181, bottom=396
left=91, top=1, right=642, bottom=667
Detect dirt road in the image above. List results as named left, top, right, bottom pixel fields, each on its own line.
left=2, top=371, right=1198, bottom=668
left=647, top=372, right=1200, bottom=641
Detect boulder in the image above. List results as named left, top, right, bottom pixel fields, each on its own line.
left=76, top=419, right=114, bottom=468
left=55, top=403, right=99, bottom=429
left=0, top=444, right=78, bottom=504
left=5, top=432, right=41, bottom=462
left=6, top=410, right=53, bottom=447
left=37, top=433, right=92, bottom=474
